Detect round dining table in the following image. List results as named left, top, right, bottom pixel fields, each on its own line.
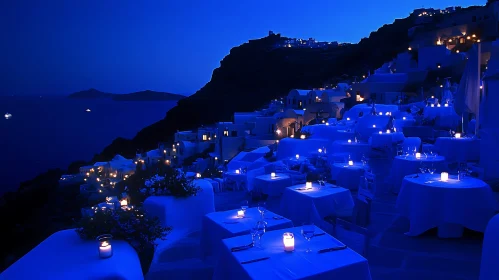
left=390, top=155, right=446, bottom=192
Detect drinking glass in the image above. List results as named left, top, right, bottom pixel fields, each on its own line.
left=419, top=162, right=427, bottom=175
left=301, top=222, right=315, bottom=253
left=428, top=163, right=436, bottom=175
left=252, top=221, right=266, bottom=248
left=257, top=202, right=266, bottom=220
left=241, top=200, right=249, bottom=212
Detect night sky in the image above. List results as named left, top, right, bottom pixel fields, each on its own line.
left=0, top=0, right=485, bottom=96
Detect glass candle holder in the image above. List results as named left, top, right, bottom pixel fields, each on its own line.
left=348, top=139, right=352, bottom=143
left=455, top=133, right=461, bottom=139
left=305, top=182, right=312, bottom=189
left=97, top=234, right=113, bottom=259
left=271, top=172, right=276, bottom=178
left=295, top=154, right=300, bottom=160
left=237, top=210, right=245, bottom=218
left=283, top=232, right=295, bottom=252
left=235, top=169, right=240, bottom=174
left=415, top=153, right=421, bottom=159
left=441, top=172, right=449, bottom=182
left=300, top=135, right=306, bottom=139
left=348, top=160, right=354, bottom=166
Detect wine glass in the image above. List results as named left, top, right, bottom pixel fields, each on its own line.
left=241, top=200, right=248, bottom=213
left=428, top=162, right=436, bottom=174
left=257, top=202, right=266, bottom=220
left=361, top=154, right=368, bottom=166
left=251, top=221, right=266, bottom=248
left=301, top=222, right=315, bottom=253
left=419, top=162, right=427, bottom=175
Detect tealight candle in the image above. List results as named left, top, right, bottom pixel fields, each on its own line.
left=348, top=139, right=352, bottom=143
left=431, top=104, right=435, bottom=107
left=431, top=96, right=434, bottom=98
left=379, top=112, right=383, bottom=115
left=441, top=172, right=449, bottom=182
left=235, top=169, right=240, bottom=174
left=237, top=210, right=245, bottom=217
left=300, top=135, right=306, bottom=139
left=348, top=160, right=354, bottom=166
left=295, top=154, right=300, bottom=160
left=196, top=173, right=202, bottom=178
left=305, top=182, right=312, bottom=189
left=415, top=153, right=421, bottom=159
left=271, top=172, right=276, bottom=178
left=325, top=123, right=329, bottom=126
left=120, top=199, right=128, bottom=207
left=283, top=232, right=295, bottom=252
left=379, top=131, right=383, bottom=134
left=318, top=148, right=323, bottom=153
left=444, top=103, right=449, bottom=107
left=373, top=125, right=376, bottom=128
left=346, top=117, right=350, bottom=121
left=437, top=104, right=441, bottom=107
left=386, top=130, right=391, bottom=134
left=455, top=133, right=461, bottom=138
left=403, top=117, right=406, bottom=120
left=97, top=235, right=113, bottom=259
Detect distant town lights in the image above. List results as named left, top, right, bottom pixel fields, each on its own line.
left=472, top=34, right=476, bottom=38
left=408, top=47, right=412, bottom=51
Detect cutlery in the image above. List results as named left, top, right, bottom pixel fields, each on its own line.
left=231, top=243, right=254, bottom=252
left=224, top=221, right=239, bottom=224
left=313, top=232, right=326, bottom=237
left=241, top=257, right=270, bottom=264
left=265, top=216, right=285, bottom=220
left=318, top=245, right=348, bottom=254
left=295, top=188, right=306, bottom=191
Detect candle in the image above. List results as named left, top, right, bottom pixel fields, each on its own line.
left=379, top=112, right=383, bottom=115
left=196, top=172, right=202, bottom=178
left=300, top=135, right=306, bottom=139
left=431, top=104, right=435, bottom=107
left=346, top=117, right=350, bottom=121
left=431, top=96, right=434, bottom=98
left=386, top=130, right=391, bottom=134
left=348, top=160, right=354, bottom=166
left=120, top=199, right=127, bottom=207
left=318, top=148, right=323, bottom=153
left=325, top=122, right=329, bottom=126
left=271, top=172, right=276, bottom=178
left=394, top=128, right=397, bottom=132
left=441, top=172, right=449, bottom=182
left=444, top=103, right=449, bottom=107
left=455, top=133, right=461, bottom=138
left=348, top=139, right=352, bottom=143
left=235, top=170, right=240, bottom=174
left=295, top=154, right=300, bottom=160
left=437, top=104, right=441, bottom=107
left=403, top=117, right=406, bottom=120
left=283, top=232, right=295, bottom=252
left=97, top=235, right=113, bottom=259
left=305, top=182, right=312, bottom=189
left=372, top=124, right=376, bottom=128
left=379, top=131, right=383, bottom=134
left=237, top=210, right=245, bottom=218
left=415, top=153, right=421, bottom=159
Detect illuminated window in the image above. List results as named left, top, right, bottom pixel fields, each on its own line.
left=223, top=130, right=229, bottom=136
left=299, top=101, right=302, bottom=107
left=202, top=134, right=207, bottom=141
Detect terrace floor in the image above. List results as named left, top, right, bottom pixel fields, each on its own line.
left=214, top=190, right=483, bottom=280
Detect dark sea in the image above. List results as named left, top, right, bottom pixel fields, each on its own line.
left=0, top=95, right=177, bottom=194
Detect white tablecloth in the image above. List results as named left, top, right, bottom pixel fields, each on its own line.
left=369, top=132, right=405, bottom=148
left=0, top=229, right=143, bottom=280
left=224, top=171, right=247, bottom=190
left=212, top=226, right=372, bottom=280
left=396, top=174, right=495, bottom=237
left=143, top=179, right=215, bottom=233
left=434, top=137, right=481, bottom=162
left=200, top=208, right=293, bottom=258
left=390, top=155, right=446, bottom=192
left=331, top=140, right=371, bottom=161
left=331, top=162, right=366, bottom=190
left=253, top=174, right=292, bottom=196
left=280, top=183, right=355, bottom=226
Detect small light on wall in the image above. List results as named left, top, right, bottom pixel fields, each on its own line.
left=441, top=172, right=449, bottom=182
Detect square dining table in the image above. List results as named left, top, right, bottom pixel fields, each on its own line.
left=200, top=207, right=293, bottom=258
left=212, top=226, right=372, bottom=280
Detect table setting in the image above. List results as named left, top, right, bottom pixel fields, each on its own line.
left=330, top=159, right=367, bottom=190
left=396, top=172, right=496, bottom=238
left=280, top=182, right=355, bottom=227
left=390, top=153, right=446, bottom=192
left=330, top=139, right=371, bottom=161
left=434, top=136, right=480, bottom=162
left=200, top=205, right=293, bottom=258
left=212, top=226, right=372, bottom=280
left=253, top=173, right=293, bottom=196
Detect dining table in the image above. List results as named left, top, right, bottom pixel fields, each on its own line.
left=253, top=173, right=293, bottom=196
left=212, top=226, right=372, bottom=280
